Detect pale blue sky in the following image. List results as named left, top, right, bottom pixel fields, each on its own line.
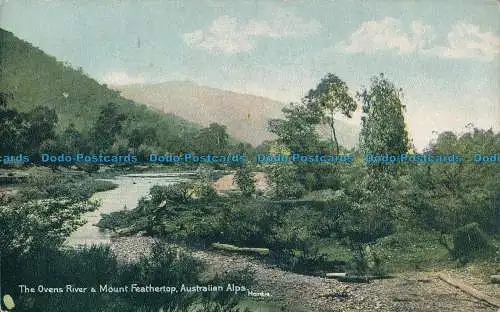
left=1, top=0, right=499, bottom=149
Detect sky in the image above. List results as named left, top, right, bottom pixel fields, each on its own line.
left=1, top=0, right=499, bottom=150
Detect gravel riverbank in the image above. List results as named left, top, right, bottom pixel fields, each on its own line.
left=109, top=236, right=499, bottom=312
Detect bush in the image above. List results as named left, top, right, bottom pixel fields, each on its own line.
left=452, top=222, right=496, bottom=262
left=348, top=245, right=387, bottom=277
left=193, top=181, right=218, bottom=200
left=164, top=182, right=193, bottom=202
left=97, top=210, right=133, bottom=230
left=234, top=166, right=255, bottom=197
left=268, top=164, right=305, bottom=199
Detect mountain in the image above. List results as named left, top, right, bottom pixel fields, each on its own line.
left=114, top=81, right=360, bottom=147
left=0, top=28, right=200, bottom=151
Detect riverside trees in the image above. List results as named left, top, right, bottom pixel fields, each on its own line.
left=264, top=72, right=498, bottom=267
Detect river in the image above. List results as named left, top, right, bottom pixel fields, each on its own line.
left=63, top=171, right=304, bottom=311
left=65, top=172, right=195, bottom=247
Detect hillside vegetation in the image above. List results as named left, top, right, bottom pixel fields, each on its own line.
left=0, top=28, right=259, bottom=159
left=0, top=28, right=201, bottom=153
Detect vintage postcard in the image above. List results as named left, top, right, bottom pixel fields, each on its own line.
left=0, top=1, right=499, bottom=311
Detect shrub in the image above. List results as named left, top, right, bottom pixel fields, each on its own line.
left=452, top=222, right=496, bottom=262
left=234, top=166, right=255, bottom=197
left=268, top=164, right=305, bottom=199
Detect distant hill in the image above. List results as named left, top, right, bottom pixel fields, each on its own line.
left=115, top=81, right=359, bottom=147
left=0, top=28, right=200, bottom=150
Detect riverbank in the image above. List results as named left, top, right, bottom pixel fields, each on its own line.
left=109, top=236, right=499, bottom=312
left=65, top=172, right=196, bottom=246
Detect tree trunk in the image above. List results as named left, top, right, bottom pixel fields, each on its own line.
left=330, top=118, right=339, bottom=154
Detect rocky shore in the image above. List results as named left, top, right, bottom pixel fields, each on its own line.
left=109, top=236, right=498, bottom=312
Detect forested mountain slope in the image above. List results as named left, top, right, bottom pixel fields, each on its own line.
left=0, top=28, right=200, bottom=152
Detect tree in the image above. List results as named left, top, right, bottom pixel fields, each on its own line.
left=128, top=126, right=158, bottom=150
left=0, top=92, right=14, bottom=108
left=407, top=128, right=500, bottom=235
left=268, top=102, right=321, bottom=153
left=59, top=123, right=89, bottom=153
left=91, top=102, right=126, bottom=152
left=344, top=74, right=411, bottom=242
left=304, top=73, right=357, bottom=154
left=22, top=106, right=58, bottom=154
left=358, top=73, right=409, bottom=157
left=196, top=123, right=229, bottom=154
left=0, top=92, right=26, bottom=153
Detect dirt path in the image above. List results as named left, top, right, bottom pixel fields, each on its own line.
left=110, top=236, right=499, bottom=312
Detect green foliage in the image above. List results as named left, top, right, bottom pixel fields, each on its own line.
left=1, top=242, right=252, bottom=312
left=198, top=268, right=254, bottom=312
left=97, top=211, right=133, bottom=230
left=358, top=73, right=409, bottom=158
left=196, top=123, right=230, bottom=154
left=348, top=245, right=387, bottom=277
left=234, top=166, right=256, bottom=197
left=193, top=181, right=219, bottom=200
left=304, top=73, right=357, bottom=153
left=267, top=164, right=305, bottom=199
left=0, top=199, right=95, bottom=254
left=90, top=102, right=126, bottom=152
left=406, top=129, right=500, bottom=235
left=268, top=102, right=321, bottom=153
left=17, top=172, right=116, bottom=202
left=152, top=182, right=194, bottom=203
left=128, top=126, right=158, bottom=150
left=0, top=93, right=25, bottom=153
left=21, top=106, right=58, bottom=154
left=452, top=223, right=496, bottom=263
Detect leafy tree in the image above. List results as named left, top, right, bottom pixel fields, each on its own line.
left=90, top=102, right=126, bottom=152
left=128, top=125, right=158, bottom=150
left=0, top=92, right=14, bottom=108
left=304, top=73, right=357, bottom=154
left=358, top=73, right=409, bottom=157
left=58, top=122, right=89, bottom=153
left=340, top=74, right=411, bottom=244
left=196, top=123, right=229, bottom=154
left=268, top=102, right=321, bottom=153
left=0, top=92, right=26, bottom=154
left=406, top=128, right=500, bottom=235
left=22, top=106, right=58, bottom=154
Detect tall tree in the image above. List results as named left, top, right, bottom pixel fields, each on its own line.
left=91, top=102, right=126, bottom=152
left=351, top=74, right=411, bottom=241
left=304, top=73, right=357, bottom=154
left=358, top=73, right=409, bottom=157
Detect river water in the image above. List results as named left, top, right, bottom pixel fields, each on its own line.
left=65, top=172, right=195, bottom=247
left=63, top=171, right=284, bottom=311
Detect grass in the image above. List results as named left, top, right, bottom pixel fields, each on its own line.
left=315, top=238, right=352, bottom=263
left=310, top=232, right=454, bottom=275
left=371, top=230, right=452, bottom=273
